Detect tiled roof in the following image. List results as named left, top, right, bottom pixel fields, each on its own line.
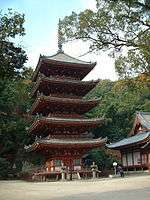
left=25, top=137, right=107, bottom=152
left=28, top=117, right=105, bottom=135
left=39, top=137, right=106, bottom=144
left=137, top=112, right=150, bottom=129
left=32, top=51, right=96, bottom=81
left=42, top=52, right=96, bottom=66
left=30, top=95, right=100, bottom=115
left=40, top=95, right=100, bottom=104
left=107, top=132, right=150, bottom=149
left=45, top=117, right=103, bottom=123
left=31, top=76, right=99, bottom=97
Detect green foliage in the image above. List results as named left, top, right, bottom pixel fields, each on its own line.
left=89, top=149, right=119, bottom=170
left=61, top=0, right=150, bottom=78
left=0, top=79, right=32, bottom=114
left=0, top=9, right=25, bottom=39
left=0, top=41, right=27, bottom=79
left=0, top=80, right=32, bottom=171
left=0, top=157, right=10, bottom=179
left=0, top=9, right=27, bottom=79
left=86, top=76, right=150, bottom=142
left=0, top=9, right=33, bottom=178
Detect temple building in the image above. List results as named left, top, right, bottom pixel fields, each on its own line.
left=107, top=112, right=150, bottom=171
left=25, top=23, right=106, bottom=178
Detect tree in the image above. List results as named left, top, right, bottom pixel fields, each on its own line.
left=0, top=9, right=27, bottom=79
left=88, top=149, right=118, bottom=170
left=0, top=75, right=33, bottom=178
left=86, top=76, right=150, bottom=142
left=60, top=0, right=150, bottom=78
left=0, top=10, right=32, bottom=179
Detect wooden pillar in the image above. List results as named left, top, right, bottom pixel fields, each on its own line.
left=149, top=153, right=150, bottom=171
left=132, top=150, right=135, bottom=171
left=121, top=153, right=123, bottom=166
left=69, top=158, right=74, bottom=181
left=147, top=153, right=149, bottom=168
left=81, top=158, right=84, bottom=170
left=125, top=152, right=128, bottom=171
left=140, top=151, right=143, bottom=170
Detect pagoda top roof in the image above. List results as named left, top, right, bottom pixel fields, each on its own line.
left=42, top=51, right=96, bottom=66
left=25, top=137, right=107, bottom=152
left=107, top=132, right=150, bottom=150
left=32, top=51, right=96, bottom=81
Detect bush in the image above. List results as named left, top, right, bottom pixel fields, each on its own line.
left=0, top=157, right=10, bottom=179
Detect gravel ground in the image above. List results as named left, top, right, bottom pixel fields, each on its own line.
left=0, top=175, right=150, bottom=200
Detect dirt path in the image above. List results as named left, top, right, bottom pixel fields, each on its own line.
left=0, top=175, right=150, bottom=200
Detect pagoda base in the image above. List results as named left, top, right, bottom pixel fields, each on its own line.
left=45, top=158, right=82, bottom=172
left=31, top=169, right=94, bottom=182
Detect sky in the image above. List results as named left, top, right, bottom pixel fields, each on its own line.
left=1, top=0, right=118, bottom=81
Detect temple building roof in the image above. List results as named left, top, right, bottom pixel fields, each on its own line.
left=25, top=137, right=107, bottom=152
left=31, top=76, right=99, bottom=98
left=32, top=51, right=96, bottom=81
left=30, top=95, right=100, bottom=116
left=107, top=132, right=150, bottom=150
left=135, top=112, right=150, bottom=129
left=130, top=112, right=150, bottom=136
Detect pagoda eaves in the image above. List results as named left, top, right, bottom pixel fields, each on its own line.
left=25, top=137, right=107, bottom=153
left=31, top=76, right=99, bottom=98
left=28, top=117, right=105, bottom=135
left=30, top=95, right=100, bottom=116
left=32, top=52, right=96, bottom=82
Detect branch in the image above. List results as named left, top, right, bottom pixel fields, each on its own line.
left=134, top=2, right=150, bottom=11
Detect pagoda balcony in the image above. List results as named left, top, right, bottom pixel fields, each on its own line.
left=32, top=52, right=96, bottom=82
left=30, top=95, right=100, bottom=116
left=31, top=131, right=93, bottom=140
left=30, top=76, right=99, bottom=98
left=36, top=73, right=81, bottom=82
left=28, top=116, right=105, bottom=135
left=48, top=113, right=84, bottom=119
left=40, top=132, right=94, bottom=139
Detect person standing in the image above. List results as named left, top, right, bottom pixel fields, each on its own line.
left=117, top=165, right=124, bottom=177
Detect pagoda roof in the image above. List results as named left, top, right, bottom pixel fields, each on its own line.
left=30, top=95, right=100, bottom=115
left=107, top=132, right=150, bottom=150
left=31, top=76, right=99, bottom=98
left=32, top=51, right=96, bottom=81
left=43, top=52, right=95, bottom=65
left=28, top=117, right=104, bottom=135
left=25, top=137, right=107, bottom=152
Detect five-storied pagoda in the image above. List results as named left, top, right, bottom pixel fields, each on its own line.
left=25, top=22, right=106, bottom=176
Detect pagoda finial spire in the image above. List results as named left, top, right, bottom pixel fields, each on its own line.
left=58, top=19, right=63, bottom=53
